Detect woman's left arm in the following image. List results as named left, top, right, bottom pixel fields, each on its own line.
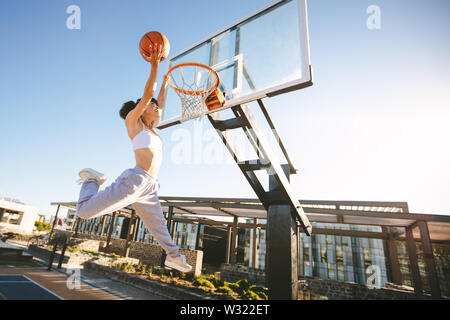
left=156, top=74, right=169, bottom=111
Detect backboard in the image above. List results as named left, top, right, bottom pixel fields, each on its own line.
left=158, top=0, right=312, bottom=129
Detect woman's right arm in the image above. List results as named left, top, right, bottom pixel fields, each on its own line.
left=126, top=45, right=164, bottom=124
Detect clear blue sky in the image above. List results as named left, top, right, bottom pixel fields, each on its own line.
left=0, top=0, right=449, bottom=218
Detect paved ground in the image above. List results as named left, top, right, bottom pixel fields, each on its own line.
left=0, top=267, right=119, bottom=300
left=2, top=240, right=168, bottom=300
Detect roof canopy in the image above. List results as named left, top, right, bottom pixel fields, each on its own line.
left=52, top=197, right=450, bottom=242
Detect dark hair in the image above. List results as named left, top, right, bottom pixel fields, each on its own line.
left=119, top=98, right=158, bottom=120
left=151, top=97, right=159, bottom=107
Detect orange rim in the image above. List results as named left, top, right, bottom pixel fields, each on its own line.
left=165, top=62, right=220, bottom=96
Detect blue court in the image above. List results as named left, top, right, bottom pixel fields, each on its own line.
left=0, top=275, right=63, bottom=300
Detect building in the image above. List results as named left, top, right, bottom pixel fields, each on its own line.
left=0, top=198, right=40, bottom=234
left=36, top=214, right=47, bottom=223
left=52, top=197, right=450, bottom=298
left=65, top=209, right=77, bottom=230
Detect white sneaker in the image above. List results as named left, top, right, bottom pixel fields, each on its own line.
left=165, top=254, right=192, bottom=273
left=77, top=168, right=107, bottom=185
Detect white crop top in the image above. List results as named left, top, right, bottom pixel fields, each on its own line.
left=132, top=127, right=162, bottom=151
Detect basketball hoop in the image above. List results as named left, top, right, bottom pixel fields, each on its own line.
left=165, top=62, right=223, bottom=122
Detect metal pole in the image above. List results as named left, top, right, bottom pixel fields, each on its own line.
left=231, top=217, right=238, bottom=264
left=48, top=242, right=58, bottom=271
left=225, top=226, right=232, bottom=264
left=418, top=221, right=441, bottom=298
left=252, top=219, right=257, bottom=268
left=405, top=225, right=422, bottom=295
left=131, top=215, right=139, bottom=242
left=48, top=205, right=60, bottom=244
left=58, top=242, right=68, bottom=269
left=74, top=216, right=80, bottom=236
left=124, top=213, right=135, bottom=258
left=195, top=223, right=202, bottom=250
left=167, top=206, right=174, bottom=234
left=106, top=212, right=116, bottom=250
left=266, top=164, right=299, bottom=300
left=266, top=204, right=298, bottom=300
left=100, top=216, right=106, bottom=237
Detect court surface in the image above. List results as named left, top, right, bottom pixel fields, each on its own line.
left=0, top=267, right=120, bottom=300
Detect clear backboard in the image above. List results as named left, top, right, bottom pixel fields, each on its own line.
left=158, top=0, right=312, bottom=129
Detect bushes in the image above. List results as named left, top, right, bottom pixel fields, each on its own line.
left=217, top=285, right=234, bottom=295
left=192, top=277, right=215, bottom=289
left=34, top=221, right=51, bottom=231
left=1, top=232, right=32, bottom=241
left=221, top=280, right=268, bottom=300
left=108, top=261, right=267, bottom=300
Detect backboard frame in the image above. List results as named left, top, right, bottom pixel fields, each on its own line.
left=158, top=0, right=313, bottom=129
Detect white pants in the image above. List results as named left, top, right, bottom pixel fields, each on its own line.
left=76, top=166, right=179, bottom=258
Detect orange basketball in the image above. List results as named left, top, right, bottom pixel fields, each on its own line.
left=139, top=31, right=170, bottom=62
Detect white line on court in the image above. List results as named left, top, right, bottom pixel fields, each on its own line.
left=21, top=275, right=65, bottom=300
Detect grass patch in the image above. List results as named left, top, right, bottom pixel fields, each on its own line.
left=67, top=247, right=99, bottom=255
left=109, top=262, right=267, bottom=300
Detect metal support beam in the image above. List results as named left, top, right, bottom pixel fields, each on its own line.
left=251, top=219, right=257, bottom=268
left=389, top=239, right=402, bottom=285
left=207, top=105, right=312, bottom=235
left=312, top=227, right=390, bottom=240
left=297, top=226, right=302, bottom=277
left=124, top=212, right=136, bottom=258
left=171, top=222, right=177, bottom=239
left=100, top=216, right=106, bottom=237
left=382, top=227, right=402, bottom=285
left=418, top=221, right=441, bottom=298
left=132, top=216, right=139, bottom=242
left=256, top=99, right=297, bottom=174
left=230, top=217, right=239, bottom=264
left=74, top=216, right=80, bottom=236
left=405, top=225, right=422, bottom=295
left=231, top=105, right=311, bottom=234
left=195, top=223, right=202, bottom=250
left=106, top=212, right=116, bottom=249
left=167, top=206, right=174, bottom=234
left=225, top=226, right=232, bottom=264
left=48, top=205, right=60, bottom=244
left=266, top=204, right=298, bottom=300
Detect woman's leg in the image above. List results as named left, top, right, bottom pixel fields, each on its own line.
left=132, top=188, right=180, bottom=258
left=76, top=168, right=147, bottom=220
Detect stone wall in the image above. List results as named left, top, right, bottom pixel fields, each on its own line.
left=102, top=238, right=203, bottom=276
left=297, top=276, right=431, bottom=300
left=53, top=230, right=203, bottom=276
left=219, top=264, right=265, bottom=285
left=218, top=264, right=432, bottom=300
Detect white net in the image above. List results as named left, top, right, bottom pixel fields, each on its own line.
left=168, top=64, right=218, bottom=122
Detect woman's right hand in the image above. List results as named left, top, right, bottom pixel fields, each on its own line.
left=143, top=44, right=164, bottom=65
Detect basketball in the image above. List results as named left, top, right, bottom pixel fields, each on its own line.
left=139, top=31, right=170, bottom=62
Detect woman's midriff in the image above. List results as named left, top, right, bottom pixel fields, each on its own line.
left=134, top=148, right=162, bottom=177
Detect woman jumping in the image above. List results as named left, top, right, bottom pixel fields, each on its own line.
left=76, top=44, right=192, bottom=273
